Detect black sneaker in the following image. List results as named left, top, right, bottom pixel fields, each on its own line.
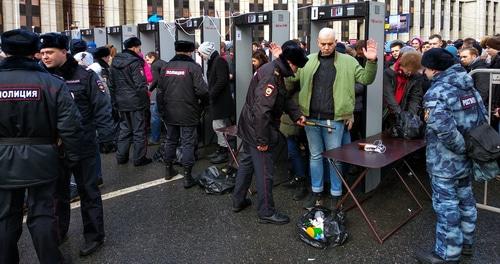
left=303, top=192, right=323, bottom=210
left=133, top=156, right=152, bottom=167
left=232, top=198, right=252, bottom=213
left=258, top=212, right=290, bottom=225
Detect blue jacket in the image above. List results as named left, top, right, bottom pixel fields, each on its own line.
left=424, top=64, right=487, bottom=179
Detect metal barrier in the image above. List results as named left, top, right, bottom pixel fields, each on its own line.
left=469, top=68, right=500, bottom=214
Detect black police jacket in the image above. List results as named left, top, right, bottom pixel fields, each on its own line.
left=157, top=54, right=209, bottom=126
left=45, top=55, right=115, bottom=158
left=238, top=58, right=302, bottom=147
left=109, top=50, right=149, bottom=111
left=207, top=51, right=235, bottom=120
left=0, top=57, right=84, bottom=188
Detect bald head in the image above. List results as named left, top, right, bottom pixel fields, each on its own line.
left=317, top=27, right=336, bottom=56
left=318, top=28, right=335, bottom=40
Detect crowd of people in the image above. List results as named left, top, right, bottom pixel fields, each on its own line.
left=0, top=26, right=499, bottom=264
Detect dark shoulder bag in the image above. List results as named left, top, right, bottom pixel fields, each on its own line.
left=464, top=93, right=500, bottom=181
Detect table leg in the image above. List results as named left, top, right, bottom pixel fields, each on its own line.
left=403, top=160, right=432, bottom=199
left=338, top=169, right=369, bottom=208
left=329, top=159, right=384, bottom=244
left=223, top=133, right=240, bottom=168
left=382, top=168, right=424, bottom=241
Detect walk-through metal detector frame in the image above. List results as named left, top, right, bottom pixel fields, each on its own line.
left=308, top=1, right=385, bottom=192
left=233, top=10, right=290, bottom=124
left=106, top=25, right=138, bottom=52
left=61, top=29, right=81, bottom=40
left=80, top=28, right=107, bottom=47
left=176, top=16, right=221, bottom=73
left=137, top=22, right=176, bottom=61
left=469, top=68, right=500, bottom=214
left=176, top=16, right=222, bottom=146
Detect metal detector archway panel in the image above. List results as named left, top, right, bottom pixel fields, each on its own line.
left=81, top=28, right=107, bottom=47
left=308, top=2, right=385, bottom=192
left=176, top=16, right=221, bottom=63
left=137, top=22, right=176, bottom=62
left=233, top=10, right=290, bottom=124
left=107, top=25, right=138, bottom=52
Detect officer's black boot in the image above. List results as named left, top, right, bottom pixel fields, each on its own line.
left=414, top=250, right=459, bottom=264
left=165, top=162, right=178, bottom=180
left=183, top=166, right=197, bottom=189
left=210, top=147, right=228, bottom=164
left=292, top=178, right=308, bottom=201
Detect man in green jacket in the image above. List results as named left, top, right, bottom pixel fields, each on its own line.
left=290, top=27, right=379, bottom=210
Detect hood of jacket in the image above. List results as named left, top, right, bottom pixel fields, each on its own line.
left=112, top=50, right=143, bottom=69
left=433, top=63, right=474, bottom=92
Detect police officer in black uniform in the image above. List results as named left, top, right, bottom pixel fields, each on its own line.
left=0, top=29, right=84, bottom=264
left=232, top=41, right=308, bottom=225
left=157, top=40, right=209, bottom=187
left=109, top=37, right=152, bottom=166
left=39, top=33, right=115, bottom=256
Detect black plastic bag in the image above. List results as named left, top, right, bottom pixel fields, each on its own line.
left=197, top=165, right=237, bottom=194
left=297, top=207, right=348, bottom=249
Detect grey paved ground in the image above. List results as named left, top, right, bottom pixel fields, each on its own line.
left=18, top=145, right=500, bottom=264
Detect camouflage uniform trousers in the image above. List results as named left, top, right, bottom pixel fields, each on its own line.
left=431, top=175, right=477, bottom=261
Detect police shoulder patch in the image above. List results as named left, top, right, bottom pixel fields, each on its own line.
left=96, top=79, right=106, bottom=93
left=265, top=84, right=275, bottom=97
left=424, top=109, right=430, bottom=122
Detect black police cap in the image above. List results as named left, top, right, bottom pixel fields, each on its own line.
left=421, top=48, right=456, bottom=71
left=175, top=40, right=195, bottom=52
left=40, top=33, right=69, bottom=50
left=1, top=29, right=40, bottom=56
left=280, top=40, right=309, bottom=68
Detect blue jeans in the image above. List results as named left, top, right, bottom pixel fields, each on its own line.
left=287, top=137, right=306, bottom=178
left=304, top=119, right=344, bottom=196
left=150, top=102, right=161, bottom=142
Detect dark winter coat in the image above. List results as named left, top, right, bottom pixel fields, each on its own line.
left=238, top=58, right=302, bottom=147
left=45, top=55, right=115, bottom=156
left=109, top=49, right=149, bottom=111
left=464, top=58, right=490, bottom=108
left=0, top=57, right=83, bottom=188
left=157, top=54, right=209, bottom=126
left=207, top=51, right=234, bottom=120
left=383, top=67, right=428, bottom=115
left=148, top=58, right=168, bottom=102
left=488, top=55, right=500, bottom=109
